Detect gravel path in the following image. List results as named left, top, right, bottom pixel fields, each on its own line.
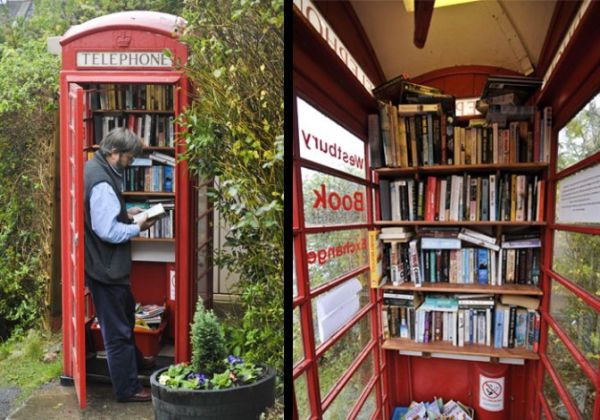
left=0, top=388, right=20, bottom=420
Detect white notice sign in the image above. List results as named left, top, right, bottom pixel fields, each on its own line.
left=315, top=278, right=362, bottom=343
left=479, top=374, right=504, bottom=412
left=76, top=51, right=172, bottom=68
left=557, top=164, right=600, bottom=224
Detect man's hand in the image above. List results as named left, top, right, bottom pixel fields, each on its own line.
left=127, top=206, right=144, bottom=221
left=136, top=213, right=157, bottom=231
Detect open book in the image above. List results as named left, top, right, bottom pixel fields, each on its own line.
left=133, top=203, right=166, bottom=224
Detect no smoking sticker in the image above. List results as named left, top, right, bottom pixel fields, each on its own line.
left=480, top=374, right=504, bottom=412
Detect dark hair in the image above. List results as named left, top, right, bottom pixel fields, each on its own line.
left=99, top=127, right=143, bottom=157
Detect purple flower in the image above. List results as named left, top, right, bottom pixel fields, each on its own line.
left=227, top=355, right=243, bottom=365
left=186, top=372, right=207, bottom=386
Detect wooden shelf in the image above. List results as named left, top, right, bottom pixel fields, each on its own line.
left=382, top=337, right=539, bottom=360
left=381, top=282, right=542, bottom=296
left=131, top=237, right=175, bottom=243
left=92, top=109, right=174, bottom=114
left=375, top=220, right=545, bottom=227
left=122, top=191, right=175, bottom=197
left=375, top=162, right=549, bottom=177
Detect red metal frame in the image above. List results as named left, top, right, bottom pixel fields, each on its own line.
left=533, top=4, right=600, bottom=418
left=60, top=83, right=86, bottom=408
left=295, top=3, right=600, bottom=418
left=59, top=12, right=195, bottom=408
left=292, top=81, right=381, bottom=418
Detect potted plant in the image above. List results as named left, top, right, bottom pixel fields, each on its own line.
left=150, top=299, right=275, bottom=419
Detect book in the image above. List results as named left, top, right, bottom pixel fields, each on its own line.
left=480, top=74, right=542, bottom=105
left=368, top=114, right=384, bottom=168
left=500, top=295, right=540, bottom=310
left=460, top=228, right=497, bottom=245
left=458, top=232, right=500, bottom=251
left=149, top=152, right=176, bottom=167
left=133, top=203, right=166, bottom=224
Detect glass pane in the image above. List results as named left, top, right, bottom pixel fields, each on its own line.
left=557, top=91, right=600, bottom=172
left=296, top=97, right=366, bottom=179
left=323, top=351, right=374, bottom=419
left=356, top=386, right=377, bottom=420
left=318, top=313, right=371, bottom=398
left=549, top=279, right=600, bottom=369
left=197, top=218, right=207, bottom=244
left=546, top=327, right=595, bottom=418
left=294, top=371, right=311, bottom=420
left=302, top=167, right=368, bottom=227
left=312, top=272, right=370, bottom=347
left=197, top=182, right=208, bottom=214
left=197, top=245, right=207, bottom=275
left=293, top=243, right=298, bottom=298
left=294, top=307, right=304, bottom=367
left=552, top=230, right=600, bottom=297
left=556, top=164, right=600, bottom=225
left=543, top=371, right=569, bottom=420
left=306, top=229, right=369, bottom=289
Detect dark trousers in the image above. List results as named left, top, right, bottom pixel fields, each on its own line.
left=87, top=278, right=144, bottom=400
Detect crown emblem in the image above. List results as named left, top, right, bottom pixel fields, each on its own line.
left=115, top=31, right=131, bottom=48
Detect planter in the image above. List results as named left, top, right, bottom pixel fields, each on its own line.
left=150, top=365, right=276, bottom=420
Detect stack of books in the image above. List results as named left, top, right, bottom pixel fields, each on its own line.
left=135, top=303, right=166, bottom=329
left=392, top=397, right=474, bottom=420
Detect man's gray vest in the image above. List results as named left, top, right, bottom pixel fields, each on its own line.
left=84, top=151, right=132, bottom=284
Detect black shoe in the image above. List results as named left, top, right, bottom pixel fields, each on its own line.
left=139, top=356, right=156, bottom=370
left=119, top=388, right=151, bottom=402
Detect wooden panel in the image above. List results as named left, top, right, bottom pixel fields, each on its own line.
left=383, top=338, right=539, bottom=360
left=375, top=221, right=546, bottom=227
left=382, top=282, right=543, bottom=296
left=411, top=65, right=523, bottom=98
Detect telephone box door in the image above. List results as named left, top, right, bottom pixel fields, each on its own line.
left=62, top=83, right=86, bottom=408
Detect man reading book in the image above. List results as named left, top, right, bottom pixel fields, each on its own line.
left=84, top=127, right=156, bottom=402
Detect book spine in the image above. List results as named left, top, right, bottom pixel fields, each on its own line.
left=368, top=114, right=383, bottom=168
left=458, top=309, right=465, bottom=347
left=508, top=306, right=516, bottom=348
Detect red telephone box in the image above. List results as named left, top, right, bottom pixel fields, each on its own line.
left=59, top=11, right=197, bottom=408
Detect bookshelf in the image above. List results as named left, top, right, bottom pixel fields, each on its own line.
left=85, top=83, right=177, bottom=244
left=384, top=282, right=542, bottom=296
left=382, top=337, right=539, bottom=360
left=372, top=80, right=546, bottom=363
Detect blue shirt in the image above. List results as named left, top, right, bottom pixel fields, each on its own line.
left=90, top=182, right=140, bottom=243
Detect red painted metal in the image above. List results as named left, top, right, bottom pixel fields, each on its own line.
left=543, top=313, right=597, bottom=384
left=538, top=390, right=552, bottom=419
left=309, top=1, right=386, bottom=86
left=540, top=353, right=582, bottom=419
left=347, top=375, right=378, bottom=419
left=321, top=344, right=375, bottom=412
left=60, top=12, right=193, bottom=408
left=549, top=223, right=600, bottom=237
left=60, top=84, right=87, bottom=408
left=309, top=267, right=369, bottom=300
left=411, top=65, right=522, bottom=98
left=535, top=1, right=583, bottom=79
left=545, top=270, right=600, bottom=313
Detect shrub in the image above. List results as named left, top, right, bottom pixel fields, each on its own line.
left=190, top=299, right=227, bottom=375
left=180, top=0, right=284, bottom=392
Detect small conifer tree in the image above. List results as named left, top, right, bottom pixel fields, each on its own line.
left=190, top=298, right=227, bottom=375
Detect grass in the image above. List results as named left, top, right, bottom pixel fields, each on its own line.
left=0, top=329, right=63, bottom=406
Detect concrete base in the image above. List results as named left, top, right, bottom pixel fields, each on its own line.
left=7, top=379, right=154, bottom=420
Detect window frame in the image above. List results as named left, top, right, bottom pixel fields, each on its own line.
left=292, top=89, right=384, bottom=419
